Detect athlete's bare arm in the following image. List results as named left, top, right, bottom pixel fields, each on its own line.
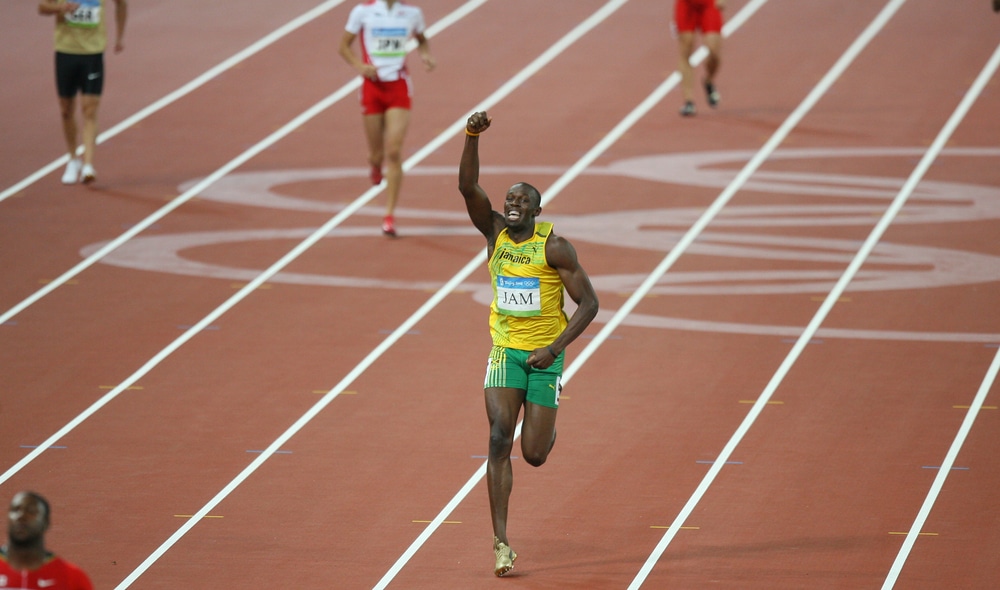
left=338, top=31, right=377, bottom=80
left=527, top=235, right=599, bottom=368
left=38, top=1, right=78, bottom=16
left=112, top=0, right=127, bottom=53
left=459, top=111, right=505, bottom=247
left=414, top=32, right=436, bottom=71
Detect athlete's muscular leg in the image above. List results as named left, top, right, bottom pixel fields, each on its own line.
left=485, top=386, right=525, bottom=546
left=381, top=107, right=411, bottom=217
left=59, top=96, right=78, bottom=158
left=80, top=94, right=101, bottom=167
left=363, top=113, right=385, bottom=174
left=703, top=33, right=722, bottom=85
left=676, top=32, right=696, bottom=103
left=520, top=402, right=557, bottom=467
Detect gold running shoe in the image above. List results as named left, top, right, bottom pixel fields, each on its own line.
left=493, top=536, right=517, bottom=577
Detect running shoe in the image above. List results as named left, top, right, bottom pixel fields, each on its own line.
left=81, top=164, right=97, bottom=184
left=381, top=215, right=397, bottom=237
left=62, top=158, right=82, bottom=184
left=704, top=81, right=720, bottom=108
left=493, top=536, right=517, bottom=577
left=679, top=101, right=696, bottom=117
left=370, top=165, right=383, bottom=185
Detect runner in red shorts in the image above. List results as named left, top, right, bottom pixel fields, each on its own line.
left=338, top=0, right=436, bottom=237
left=673, top=0, right=725, bottom=116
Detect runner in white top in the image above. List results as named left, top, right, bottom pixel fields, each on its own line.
left=339, top=0, right=436, bottom=236
left=344, top=0, right=426, bottom=81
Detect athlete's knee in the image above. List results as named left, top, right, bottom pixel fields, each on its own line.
left=523, top=452, right=547, bottom=468
left=522, top=446, right=549, bottom=468
left=384, top=144, right=403, bottom=164
left=488, top=426, right=515, bottom=459
left=521, top=434, right=554, bottom=467
left=81, top=98, right=100, bottom=120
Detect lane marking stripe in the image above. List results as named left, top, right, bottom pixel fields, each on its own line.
left=881, top=51, right=1000, bottom=572
left=0, top=0, right=350, bottom=203
left=629, top=2, right=921, bottom=587
left=373, top=1, right=774, bottom=587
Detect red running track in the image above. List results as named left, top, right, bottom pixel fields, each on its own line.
left=2, top=0, right=1000, bottom=588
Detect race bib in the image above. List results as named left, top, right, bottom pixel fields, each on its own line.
left=66, top=0, right=101, bottom=28
left=495, top=276, right=541, bottom=317
left=370, top=27, right=408, bottom=57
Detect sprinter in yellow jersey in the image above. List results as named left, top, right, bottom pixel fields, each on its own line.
left=459, top=111, right=599, bottom=577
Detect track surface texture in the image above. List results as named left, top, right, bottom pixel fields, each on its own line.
left=2, top=1, right=999, bottom=588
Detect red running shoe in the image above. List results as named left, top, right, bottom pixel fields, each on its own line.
left=381, top=215, right=396, bottom=237
left=370, top=165, right=383, bottom=185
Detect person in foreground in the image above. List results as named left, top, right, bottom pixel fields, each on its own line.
left=458, top=111, right=599, bottom=576
left=1, top=491, right=93, bottom=590
left=673, top=0, right=724, bottom=117
left=39, top=0, right=128, bottom=185
left=338, top=0, right=436, bottom=237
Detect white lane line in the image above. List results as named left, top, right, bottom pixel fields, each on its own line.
left=97, top=1, right=642, bottom=587
left=0, top=0, right=486, bottom=328
left=0, top=0, right=349, bottom=203
left=371, top=0, right=773, bottom=586
left=631, top=0, right=996, bottom=586
left=880, top=41, right=1000, bottom=590
left=0, top=0, right=490, bottom=483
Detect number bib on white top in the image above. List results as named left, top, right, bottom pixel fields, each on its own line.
left=496, top=276, right=541, bottom=317
left=370, top=27, right=408, bottom=57
left=66, top=0, right=101, bottom=28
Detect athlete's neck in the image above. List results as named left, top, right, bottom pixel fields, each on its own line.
left=2, top=543, right=48, bottom=571
left=505, top=224, right=535, bottom=244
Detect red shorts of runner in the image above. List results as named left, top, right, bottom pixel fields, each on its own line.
left=674, top=0, right=723, bottom=34
left=360, top=77, right=412, bottom=115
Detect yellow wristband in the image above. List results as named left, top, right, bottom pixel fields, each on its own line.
left=465, top=129, right=480, bottom=137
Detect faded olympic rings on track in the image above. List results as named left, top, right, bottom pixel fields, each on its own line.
left=82, top=147, right=1000, bottom=343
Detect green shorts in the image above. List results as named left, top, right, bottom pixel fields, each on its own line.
left=483, top=345, right=564, bottom=408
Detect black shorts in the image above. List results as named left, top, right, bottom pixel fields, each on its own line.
left=55, top=52, right=104, bottom=98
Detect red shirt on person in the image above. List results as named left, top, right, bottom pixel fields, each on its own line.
left=0, top=551, right=93, bottom=590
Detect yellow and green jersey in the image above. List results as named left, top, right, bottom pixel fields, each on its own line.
left=487, top=221, right=568, bottom=350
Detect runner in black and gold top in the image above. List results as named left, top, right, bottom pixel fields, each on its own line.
left=459, top=110, right=599, bottom=577
left=39, top=0, right=127, bottom=185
